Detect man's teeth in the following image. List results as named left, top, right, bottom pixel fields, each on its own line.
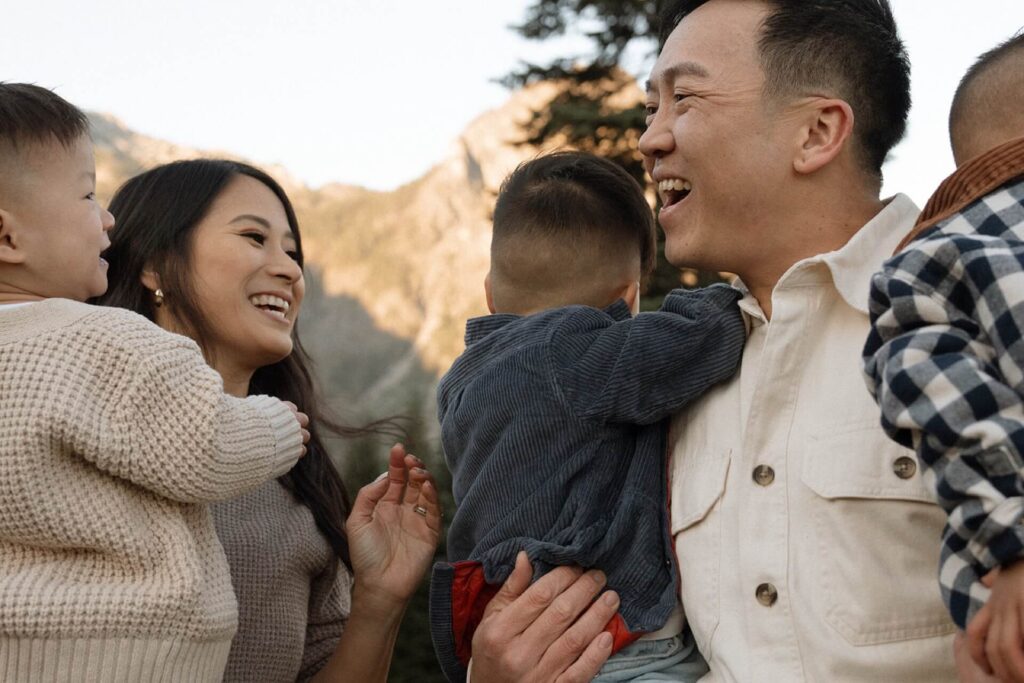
left=658, top=179, right=692, bottom=193
left=249, top=294, right=290, bottom=313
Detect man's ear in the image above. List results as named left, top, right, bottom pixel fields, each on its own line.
left=0, top=211, right=27, bottom=265
left=484, top=272, right=496, bottom=314
left=793, top=98, right=855, bottom=175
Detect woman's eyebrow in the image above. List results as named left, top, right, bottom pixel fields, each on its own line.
left=229, top=214, right=271, bottom=229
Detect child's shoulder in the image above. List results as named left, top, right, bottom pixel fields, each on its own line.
left=49, top=300, right=200, bottom=358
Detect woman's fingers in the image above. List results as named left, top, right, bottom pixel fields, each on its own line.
left=380, top=443, right=408, bottom=504
left=968, top=604, right=994, bottom=674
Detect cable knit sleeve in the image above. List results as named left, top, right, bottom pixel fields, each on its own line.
left=67, top=309, right=303, bottom=503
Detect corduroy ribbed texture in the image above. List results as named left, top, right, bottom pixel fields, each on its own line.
left=0, top=298, right=304, bottom=681
left=430, top=285, right=746, bottom=679
left=212, top=480, right=352, bottom=683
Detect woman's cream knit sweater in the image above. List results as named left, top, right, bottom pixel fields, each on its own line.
left=0, top=299, right=304, bottom=682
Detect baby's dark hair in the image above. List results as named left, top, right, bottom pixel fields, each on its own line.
left=490, top=151, right=655, bottom=313
left=0, top=83, right=89, bottom=152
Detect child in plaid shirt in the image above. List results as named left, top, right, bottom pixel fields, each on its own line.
left=863, top=33, right=1024, bottom=681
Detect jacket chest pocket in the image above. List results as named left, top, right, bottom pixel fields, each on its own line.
left=800, top=419, right=955, bottom=645
left=670, top=447, right=730, bottom=656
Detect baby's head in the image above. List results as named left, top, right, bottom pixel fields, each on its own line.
left=949, top=32, right=1024, bottom=167
left=487, top=151, right=656, bottom=316
left=0, top=83, right=114, bottom=302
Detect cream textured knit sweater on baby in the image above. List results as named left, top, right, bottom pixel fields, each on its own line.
left=0, top=299, right=304, bottom=682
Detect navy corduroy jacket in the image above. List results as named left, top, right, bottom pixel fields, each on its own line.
left=429, top=284, right=746, bottom=682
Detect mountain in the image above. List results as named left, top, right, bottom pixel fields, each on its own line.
left=90, top=80, right=603, bottom=449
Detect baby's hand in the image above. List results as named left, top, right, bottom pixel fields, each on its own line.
left=282, top=400, right=310, bottom=456
left=967, top=561, right=1024, bottom=681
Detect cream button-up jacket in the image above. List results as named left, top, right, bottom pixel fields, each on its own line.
left=670, top=195, right=957, bottom=682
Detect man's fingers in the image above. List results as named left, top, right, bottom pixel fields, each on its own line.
left=554, top=632, right=613, bottom=683
left=411, top=478, right=442, bottom=533
left=486, top=551, right=535, bottom=614
left=519, top=568, right=607, bottom=655
left=538, top=588, right=619, bottom=678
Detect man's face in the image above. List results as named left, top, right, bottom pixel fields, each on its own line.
left=639, top=0, right=793, bottom=276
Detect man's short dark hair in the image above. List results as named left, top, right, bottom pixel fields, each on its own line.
left=949, top=31, right=1024, bottom=159
left=491, top=151, right=656, bottom=311
left=659, top=0, right=911, bottom=179
left=0, top=83, right=89, bottom=151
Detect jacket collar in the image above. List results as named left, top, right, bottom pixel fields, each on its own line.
left=463, top=298, right=632, bottom=345
left=895, top=135, right=1024, bottom=252
left=734, top=194, right=920, bottom=318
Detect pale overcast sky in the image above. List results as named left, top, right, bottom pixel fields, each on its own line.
left=3, top=1, right=1023, bottom=205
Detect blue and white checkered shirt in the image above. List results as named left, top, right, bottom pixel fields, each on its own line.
left=863, top=175, right=1024, bottom=629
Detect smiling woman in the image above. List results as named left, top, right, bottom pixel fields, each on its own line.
left=93, top=158, right=442, bottom=682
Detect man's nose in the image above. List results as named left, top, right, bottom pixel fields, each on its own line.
left=639, top=113, right=674, bottom=160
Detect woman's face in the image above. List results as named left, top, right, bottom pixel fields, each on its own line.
left=175, top=174, right=305, bottom=373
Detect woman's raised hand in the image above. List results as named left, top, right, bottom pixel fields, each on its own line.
left=345, top=443, right=442, bottom=609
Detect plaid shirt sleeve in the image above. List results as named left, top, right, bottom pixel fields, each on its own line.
left=863, top=181, right=1024, bottom=629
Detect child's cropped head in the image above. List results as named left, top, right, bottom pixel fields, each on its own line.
left=949, top=32, right=1024, bottom=167
left=0, top=83, right=114, bottom=302
left=487, top=151, right=655, bottom=316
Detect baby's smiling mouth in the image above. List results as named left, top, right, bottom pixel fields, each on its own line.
left=658, top=178, right=692, bottom=207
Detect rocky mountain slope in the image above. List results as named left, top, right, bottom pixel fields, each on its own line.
left=90, top=81, right=601, bottom=438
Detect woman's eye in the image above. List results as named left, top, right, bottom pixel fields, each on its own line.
left=243, top=232, right=266, bottom=245
left=285, top=250, right=300, bottom=262
left=85, top=192, right=96, bottom=200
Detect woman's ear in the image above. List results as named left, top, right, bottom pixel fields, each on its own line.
left=484, top=272, right=496, bottom=314
left=0, top=211, right=27, bottom=265
left=140, top=268, right=161, bottom=293
left=793, top=98, right=855, bottom=175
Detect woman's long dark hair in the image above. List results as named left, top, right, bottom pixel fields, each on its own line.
left=96, top=158, right=372, bottom=571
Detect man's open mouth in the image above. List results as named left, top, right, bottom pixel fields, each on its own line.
left=658, top=178, right=692, bottom=208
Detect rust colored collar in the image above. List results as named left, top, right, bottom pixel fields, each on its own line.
left=895, top=135, right=1024, bottom=253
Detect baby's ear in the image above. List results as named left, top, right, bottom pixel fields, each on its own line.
left=0, top=211, right=27, bottom=264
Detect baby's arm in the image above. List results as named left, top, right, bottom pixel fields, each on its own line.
left=70, top=317, right=305, bottom=503
left=863, top=238, right=1024, bottom=668
left=551, top=283, right=745, bottom=424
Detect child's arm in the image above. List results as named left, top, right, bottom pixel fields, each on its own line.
left=70, top=317, right=305, bottom=503
left=863, top=236, right=1024, bottom=634
left=550, top=283, right=745, bottom=424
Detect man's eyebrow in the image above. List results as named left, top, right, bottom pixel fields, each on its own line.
left=646, top=61, right=710, bottom=92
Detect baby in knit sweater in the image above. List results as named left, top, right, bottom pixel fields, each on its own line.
left=429, top=152, right=745, bottom=682
left=0, top=84, right=308, bottom=682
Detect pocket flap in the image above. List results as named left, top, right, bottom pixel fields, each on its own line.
left=671, top=449, right=731, bottom=532
left=803, top=419, right=934, bottom=503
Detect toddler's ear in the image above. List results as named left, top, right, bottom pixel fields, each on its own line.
left=0, top=211, right=27, bottom=264
left=617, top=280, right=640, bottom=315
left=484, top=272, right=496, bottom=314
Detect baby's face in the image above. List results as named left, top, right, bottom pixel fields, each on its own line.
left=5, top=135, right=114, bottom=300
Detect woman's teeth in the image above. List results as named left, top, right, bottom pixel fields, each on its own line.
left=249, top=294, right=290, bottom=319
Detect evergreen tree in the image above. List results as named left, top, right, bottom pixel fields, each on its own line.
left=506, top=0, right=722, bottom=304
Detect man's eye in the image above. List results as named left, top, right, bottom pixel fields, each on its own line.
left=85, top=192, right=96, bottom=200
left=645, top=104, right=658, bottom=117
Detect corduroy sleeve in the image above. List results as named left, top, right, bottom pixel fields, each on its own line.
left=69, top=311, right=303, bottom=503
left=550, top=283, right=746, bottom=424
left=863, top=227, right=1024, bottom=629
